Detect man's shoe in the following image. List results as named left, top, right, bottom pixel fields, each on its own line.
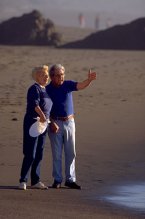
left=31, top=182, right=48, bottom=190
left=65, top=181, right=81, bottom=190
left=19, top=182, right=26, bottom=190
left=52, top=181, right=61, bottom=189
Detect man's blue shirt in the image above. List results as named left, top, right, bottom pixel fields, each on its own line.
left=46, top=80, right=78, bottom=117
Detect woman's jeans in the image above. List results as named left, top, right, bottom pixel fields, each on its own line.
left=48, top=118, right=76, bottom=183
left=19, top=115, right=47, bottom=185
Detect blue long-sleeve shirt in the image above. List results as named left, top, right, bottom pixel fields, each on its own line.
left=26, top=83, right=53, bottom=119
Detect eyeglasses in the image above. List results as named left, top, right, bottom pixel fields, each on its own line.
left=54, top=74, right=65, bottom=78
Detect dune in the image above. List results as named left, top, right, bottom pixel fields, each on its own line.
left=61, top=17, right=145, bottom=50
left=0, top=10, right=61, bottom=46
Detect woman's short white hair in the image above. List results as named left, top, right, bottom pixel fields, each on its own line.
left=49, top=64, right=65, bottom=77
left=32, top=65, right=48, bottom=80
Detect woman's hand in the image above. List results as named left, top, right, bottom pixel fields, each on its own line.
left=39, top=115, right=47, bottom=123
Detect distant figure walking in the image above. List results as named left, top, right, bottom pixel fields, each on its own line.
left=78, top=13, right=85, bottom=28
left=95, top=15, right=100, bottom=31
left=106, top=18, right=112, bottom=28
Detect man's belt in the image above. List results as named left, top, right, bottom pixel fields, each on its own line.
left=51, top=114, right=74, bottom=121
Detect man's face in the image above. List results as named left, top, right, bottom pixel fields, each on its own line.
left=51, top=68, right=65, bottom=86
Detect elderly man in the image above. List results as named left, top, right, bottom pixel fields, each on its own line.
left=46, top=64, right=96, bottom=189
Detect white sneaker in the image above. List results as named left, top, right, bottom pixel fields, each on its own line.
left=19, top=182, right=26, bottom=190
left=31, top=181, right=48, bottom=190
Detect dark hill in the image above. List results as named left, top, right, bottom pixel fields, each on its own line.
left=0, top=10, right=62, bottom=46
left=61, top=18, right=145, bottom=50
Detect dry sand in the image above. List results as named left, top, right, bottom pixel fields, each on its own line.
left=55, top=25, right=95, bottom=44
left=0, top=44, right=145, bottom=219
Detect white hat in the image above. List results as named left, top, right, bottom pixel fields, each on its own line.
left=29, top=118, right=49, bottom=137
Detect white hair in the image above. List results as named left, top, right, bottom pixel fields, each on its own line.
left=49, top=64, right=65, bottom=77
left=32, top=65, right=49, bottom=80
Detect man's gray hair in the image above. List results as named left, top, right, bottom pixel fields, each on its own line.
left=49, top=64, right=65, bottom=77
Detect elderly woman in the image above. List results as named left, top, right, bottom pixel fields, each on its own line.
left=19, top=65, right=52, bottom=190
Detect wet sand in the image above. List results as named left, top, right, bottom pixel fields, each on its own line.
left=0, top=45, right=145, bottom=218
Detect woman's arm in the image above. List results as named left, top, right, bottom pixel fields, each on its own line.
left=35, top=105, right=46, bottom=123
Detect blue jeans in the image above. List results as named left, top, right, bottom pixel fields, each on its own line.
left=48, top=118, right=76, bottom=183
left=19, top=115, right=47, bottom=185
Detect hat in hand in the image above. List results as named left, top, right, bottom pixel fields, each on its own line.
left=29, top=118, right=48, bottom=137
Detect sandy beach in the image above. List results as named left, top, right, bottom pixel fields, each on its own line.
left=0, top=44, right=145, bottom=218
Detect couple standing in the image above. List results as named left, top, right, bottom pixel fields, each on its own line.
left=19, top=64, right=96, bottom=190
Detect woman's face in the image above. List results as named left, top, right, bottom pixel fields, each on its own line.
left=36, top=70, right=49, bottom=86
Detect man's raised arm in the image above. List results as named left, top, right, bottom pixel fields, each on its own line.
left=76, top=69, right=97, bottom=90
